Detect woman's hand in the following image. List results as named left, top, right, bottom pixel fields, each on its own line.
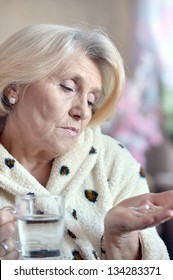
left=0, top=208, right=19, bottom=260
left=104, top=190, right=173, bottom=260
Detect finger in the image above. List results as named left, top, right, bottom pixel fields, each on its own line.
left=118, top=193, right=154, bottom=208
left=0, top=210, right=16, bottom=226
left=2, top=206, right=16, bottom=213
left=127, top=206, right=173, bottom=230
left=0, top=239, right=15, bottom=256
left=118, top=191, right=173, bottom=209
left=106, top=205, right=173, bottom=234
left=149, top=190, right=173, bottom=205
left=0, top=222, right=16, bottom=242
left=0, top=249, right=20, bottom=260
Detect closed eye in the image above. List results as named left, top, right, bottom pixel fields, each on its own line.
left=60, top=84, right=73, bottom=92
left=88, top=101, right=93, bottom=107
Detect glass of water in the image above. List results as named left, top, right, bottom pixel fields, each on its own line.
left=15, top=194, right=65, bottom=260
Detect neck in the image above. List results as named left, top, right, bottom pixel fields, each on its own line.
left=0, top=123, right=54, bottom=187
left=28, top=161, right=53, bottom=187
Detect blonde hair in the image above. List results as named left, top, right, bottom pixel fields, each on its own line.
left=0, top=24, right=125, bottom=126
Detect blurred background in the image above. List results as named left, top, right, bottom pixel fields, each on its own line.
left=0, top=0, right=173, bottom=258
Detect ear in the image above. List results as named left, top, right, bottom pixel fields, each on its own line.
left=3, top=83, right=20, bottom=103
left=10, top=83, right=17, bottom=92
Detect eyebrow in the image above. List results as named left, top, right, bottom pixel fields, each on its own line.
left=71, top=74, right=102, bottom=96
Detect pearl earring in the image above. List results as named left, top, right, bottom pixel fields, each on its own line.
left=9, top=97, right=16, bottom=105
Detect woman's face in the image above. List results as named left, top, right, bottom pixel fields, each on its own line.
left=10, top=53, right=102, bottom=157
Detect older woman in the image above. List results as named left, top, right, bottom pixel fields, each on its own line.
left=0, top=24, right=173, bottom=260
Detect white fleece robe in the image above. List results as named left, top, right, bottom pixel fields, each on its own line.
left=0, top=126, right=169, bottom=260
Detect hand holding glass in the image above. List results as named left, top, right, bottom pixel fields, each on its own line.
left=15, top=194, right=65, bottom=260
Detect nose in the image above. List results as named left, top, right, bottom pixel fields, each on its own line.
left=69, top=99, right=90, bottom=121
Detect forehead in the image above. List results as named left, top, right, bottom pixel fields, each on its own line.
left=57, top=53, right=102, bottom=88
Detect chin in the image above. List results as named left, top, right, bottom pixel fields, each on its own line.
left=53, top=142, right=75, bottom=157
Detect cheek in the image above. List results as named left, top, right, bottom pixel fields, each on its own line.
left=81, top=118, right=91, bottom=130
left=41, top=100, right=65, bottom=121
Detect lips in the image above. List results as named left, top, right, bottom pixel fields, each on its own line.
left=61, top=127, right=79, bottom=137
